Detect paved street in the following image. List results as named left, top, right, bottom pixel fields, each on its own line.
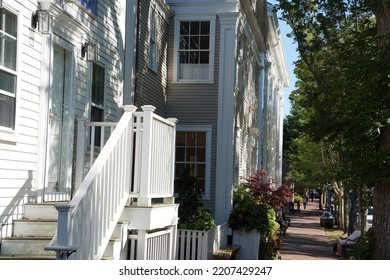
left=278, top=199, right=339, bottom=260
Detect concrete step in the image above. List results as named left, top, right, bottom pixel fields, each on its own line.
left=24, top=203, right=63, bottom=220
left=0, top=254, right=56, bottom=260
left=13, top=219, right=57, bottom=237
left=0, top=237, right=55, bottom=256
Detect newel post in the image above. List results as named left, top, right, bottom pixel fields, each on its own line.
left=45, top=204, right=77, bottom=260
left=138, top=105, right=156, bottom=206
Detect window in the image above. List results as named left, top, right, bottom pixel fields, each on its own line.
left=148, top=6, right=157, bottom=72
left=174, top=17, right=215, bottom=83
left=75, top=0, right=98, bottom=17
left=0, top=8, right=17, bottom=130
left=174, top=126, right=211, bottom=199
left=90, top=63, right=105, bottom=146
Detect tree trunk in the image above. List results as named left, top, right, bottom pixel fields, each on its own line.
left=369, top=0, right=390, bottom=260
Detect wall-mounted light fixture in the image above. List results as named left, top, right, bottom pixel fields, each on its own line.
left=31, top=10, right=52, bottom=34
left=31, top=1, right=53, bottom=34
left=81, top=42, right=98, bottom=62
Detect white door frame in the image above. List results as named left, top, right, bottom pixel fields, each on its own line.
left=36, top=34, right=76, bottom=202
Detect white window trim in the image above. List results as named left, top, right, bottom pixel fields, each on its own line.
left=0, top=3, right=20, bottom=143
left=173, top=15, right=215, bottom=84
left=176, top=125, right=212, bottom=200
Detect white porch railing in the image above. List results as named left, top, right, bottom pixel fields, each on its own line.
left=176, top=224, right=228, bottom=260
left=46, top=105, right=178, bottom=259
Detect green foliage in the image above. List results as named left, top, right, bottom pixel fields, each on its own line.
left=176, top=166, right=216, bottom=231
left=351, top=228, right=375, bottom=260
left=228, top=171, right=293, bottom=259
left=178, top=207, right=216, bottom=231
left=279, top=0, right=389, bottom=191
left=294, top=195, right=303, bottom=203
left=228, top=184, right=269, bottom=233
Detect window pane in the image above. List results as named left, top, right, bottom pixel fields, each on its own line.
left=0, top=69, right=16, bottom=93
left=0, top=34, right=17, bottom=70
left=186, top=132, right=196, bottom=146
left=180, top=22, right=190, bottom=35
left=180, top=36, right=189, bottom=49
left=0, top=93, right=15, bottom=129
left=199, top=51, right=209, bottom=64
left=92, top=64, right=104, bottom=106
left=189, top=51, right=199, bottom=63
left=176, top=131, right=186, bottom=145
left=186, top=147, right=196, bottom=162
left=197, top=132, right=206, bottom=146
left=200, top=21, right=210, bottom=35
left=196, top=147, right=206, bottom=162
left=1, top=9, right=17, bottom=37
left=176, top=147, right=185, bottom=161
left=190, top=22, right=200, bottom=35
left=90, top=106, right=103, bottom=146
left=196, top=164, right=206, bottom=178
left=190, top=36, right=199, bottom=49
left=199, top=36, right=209, bottom=50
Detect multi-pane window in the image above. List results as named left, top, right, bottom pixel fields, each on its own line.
left=178, top=21, right=211, bottom=81
left=0, top=8, right=17, bottom=130
left=90, top=63, right=105, bottom=146
left=175, top=130, right=210, bottom=197
left=148, top=6, right=157, bottom=72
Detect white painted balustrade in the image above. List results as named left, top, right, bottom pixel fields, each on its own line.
left=47, top=105, right=178, bottom=259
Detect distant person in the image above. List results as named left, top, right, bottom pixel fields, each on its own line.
left=303, top=196, right=308, bottom=209
left=335, top=222, right=361, bottom=256
left=276, top=212, right=288, bottom=235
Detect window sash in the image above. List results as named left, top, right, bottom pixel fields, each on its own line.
left=148, top=7, right=157, bottom=71
left=91, top=63, right=104, bottom=107
left=90, top=63, right=105, bottom=147
left=174, top=128, right=211, bottom=199
left=175, top=19, right=214, bottom=82
left=0, top=7, right=17, bottom=130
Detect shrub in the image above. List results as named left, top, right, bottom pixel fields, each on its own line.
left=351, top=228, right=374, bottom=259
left=175, top=166, right=216, bottom=231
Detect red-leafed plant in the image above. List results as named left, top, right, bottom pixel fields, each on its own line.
left=245, top=169, right=293, bottom=209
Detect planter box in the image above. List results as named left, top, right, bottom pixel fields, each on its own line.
left=232, top=229, right=260, bottom=260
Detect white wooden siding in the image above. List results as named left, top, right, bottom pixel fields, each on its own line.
left=0, top=0, right=128, bottom=238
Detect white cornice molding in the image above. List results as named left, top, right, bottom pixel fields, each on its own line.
left=166, top=0, right=237, bottom=14
left=239, top=0, right=266, bottom=52
left=49, top=1, right=89, bottom=36
left=266, top=3, right=289, bottom=87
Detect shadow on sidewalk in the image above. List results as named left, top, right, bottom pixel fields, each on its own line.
left=278, top=200, right=339, bottom=260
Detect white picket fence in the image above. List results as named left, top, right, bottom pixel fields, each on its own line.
left=128, top=226, right=177, bottom=260
left=176, top=224, right=228, bottom=260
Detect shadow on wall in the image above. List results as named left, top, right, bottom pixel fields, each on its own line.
left=0, top=170, right=35, bottom=238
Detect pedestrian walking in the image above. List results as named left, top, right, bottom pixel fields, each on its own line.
left=303, top=196, right=308, bottom=209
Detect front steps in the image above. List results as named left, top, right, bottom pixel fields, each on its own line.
left=0, top=203, right=129, bottom=260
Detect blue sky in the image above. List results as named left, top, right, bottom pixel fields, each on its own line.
left=268, top=1, right=298, bottom=118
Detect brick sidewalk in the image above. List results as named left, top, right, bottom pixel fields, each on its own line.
left=278, top=199, right=339, bottom=260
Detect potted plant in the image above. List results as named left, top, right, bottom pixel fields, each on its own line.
left=228, top=170, right=293, bottom=260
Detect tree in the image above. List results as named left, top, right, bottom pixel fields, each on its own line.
left=366, top=0, right=390, bottom=260
left=276, top=0, right=390, bottom=258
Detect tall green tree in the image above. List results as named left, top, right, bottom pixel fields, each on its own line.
left=277, top=0, right=390, bottom=259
